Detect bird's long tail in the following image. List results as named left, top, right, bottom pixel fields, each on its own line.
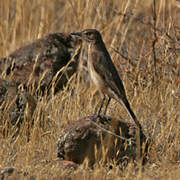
left=122, top=98, right=142, bottom=130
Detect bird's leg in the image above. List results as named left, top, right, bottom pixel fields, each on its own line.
left=103, top=97, right=111, bottom=116
left=96, top=96, right=106, bottom=117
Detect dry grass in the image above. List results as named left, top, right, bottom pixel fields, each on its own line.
left=0, top=0, right=180, bottom=179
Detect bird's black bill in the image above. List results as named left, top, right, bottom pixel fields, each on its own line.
left=70, top=32, right=82, bottom=38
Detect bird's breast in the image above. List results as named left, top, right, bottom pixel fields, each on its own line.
left=87, top=48, right=105, bottom=89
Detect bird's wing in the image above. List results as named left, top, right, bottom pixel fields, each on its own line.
left=91, top=51, right=127, bottom=99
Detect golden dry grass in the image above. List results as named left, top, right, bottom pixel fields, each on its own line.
left=0, top=0, right=180, bottom=179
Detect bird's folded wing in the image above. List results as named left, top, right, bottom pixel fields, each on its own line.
left=92, top=52, right=126, bottom=99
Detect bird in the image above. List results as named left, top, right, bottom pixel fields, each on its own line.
left=71, top=29, right=142, bottom=131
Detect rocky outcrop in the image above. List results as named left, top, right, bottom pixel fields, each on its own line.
left=0, top=32, right=82, bottom=95
left=0, top=32, right=81, bottom=136
left=57, top=115, right=149, bottom=167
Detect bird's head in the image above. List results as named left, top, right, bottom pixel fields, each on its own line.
left=71, top=29, right=102, bottom=44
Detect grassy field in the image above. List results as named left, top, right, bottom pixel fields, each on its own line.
left=0, top=0, right=180, bottom=179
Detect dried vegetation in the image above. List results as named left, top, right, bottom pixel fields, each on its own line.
left=0, top=0, right=179, bottom=179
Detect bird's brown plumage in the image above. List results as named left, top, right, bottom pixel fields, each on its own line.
left=71, top=29, right=142, bottom=130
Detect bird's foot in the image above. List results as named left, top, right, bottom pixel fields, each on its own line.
left=91, top=114, right=102, bottom=121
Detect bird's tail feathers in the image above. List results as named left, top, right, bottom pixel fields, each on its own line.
left=121, top=98, right=142, bottom=130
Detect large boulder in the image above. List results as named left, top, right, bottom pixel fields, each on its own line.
left=0, top=33, right=82, bottom=95
left=57, top=115, right=149, bottom=167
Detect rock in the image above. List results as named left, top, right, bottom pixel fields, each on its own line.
left=57, top=115, right=149, bottom=167
left=0, top=79, right=36, bottom=137
left=0, top=32, right=82, bottom=95
left=0, top=32, right=81, bottom=136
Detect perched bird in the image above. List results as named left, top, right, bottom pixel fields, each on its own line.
left=71, top=29, right=142, bottom=131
